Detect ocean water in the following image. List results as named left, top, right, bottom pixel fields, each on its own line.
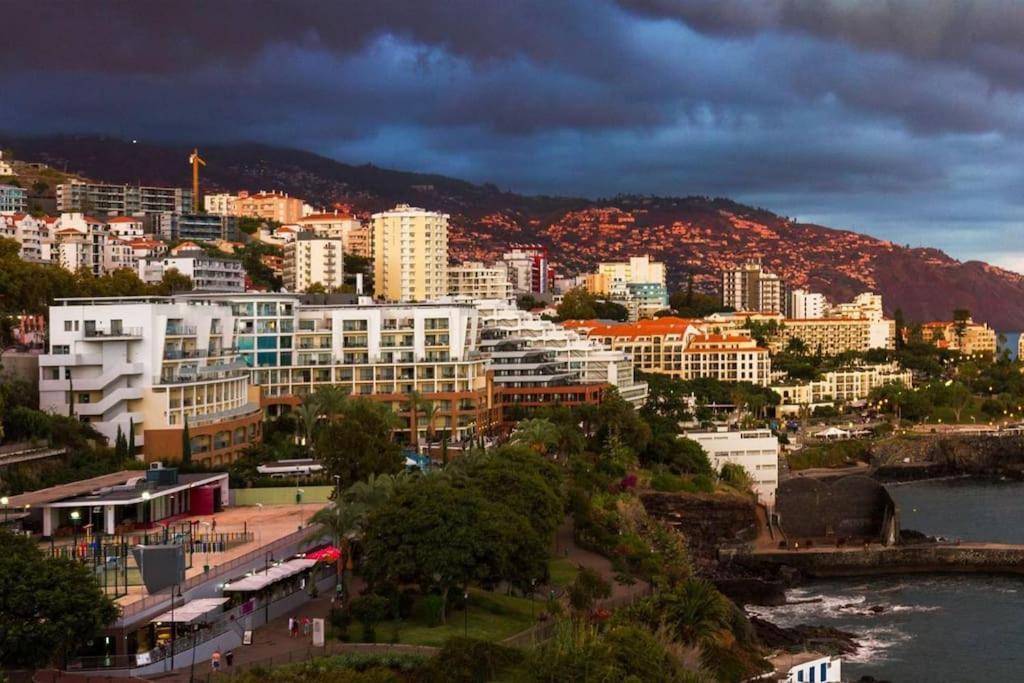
left=749, top=479, right=1024, bottom=682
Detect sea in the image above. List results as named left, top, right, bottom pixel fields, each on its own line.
left=748, top=478, right=1024, bottom=682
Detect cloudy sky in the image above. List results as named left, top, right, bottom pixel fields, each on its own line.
left=2, top=1, right=1024, bottom=270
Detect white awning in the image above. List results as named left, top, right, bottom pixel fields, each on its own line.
left=222, top=558, right=318, bottom=592
left=151, top=597, right=229, bottom=624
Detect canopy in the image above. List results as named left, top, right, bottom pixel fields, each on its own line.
left=222, top=558, right=318, bottom=592
left=151, top=597, right=229, bottom=624
left=306, top=546, right=341, bottom=562
left=815, top=426, right=850, bottom=439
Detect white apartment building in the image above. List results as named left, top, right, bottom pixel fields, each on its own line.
left=372, top=205, right=449, bottom=302
left=1, top=212, right=52, bottom=262
left=722, top=261, right=786, bottom=314
left=204, top=193, right=237, bottom=217
left=296, top=213, right=370, bottom=257
left=53, top=213, right=108, bottom=275
left=502, top=245, right=551, bottom=294
left=39, top=297, right=261, bottom=465
left=593, top=255, right=666, bottom=292
left=57, top=181, right=191, bottom=216
left=448, top=262, right=513, bottom=301
left=283, top=234, right=344, bottom=293
left=103, top=238, right=138, bottom=273
left=788, top=289, right=827, bottom=319
left=138, top=251, right=245, bottom=291
left=106, top=216, right=146, bottom=239
left=685, top=428, right=779, bottom=506
left=829, top=292, right=884, bottom=321
left=474, top=299, right=649, bottom=407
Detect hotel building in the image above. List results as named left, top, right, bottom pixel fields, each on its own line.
left=920, top=318, right=998, bottom=356
left=474, top=299, right=649, bottom=408
left=569, top=317, right=772, bottom=385
left=233, top=190, right=304, bottom=224
left=138, top=251, right=246, bottom=292
left=772, top=363, right=913, bottom=415
left=0, top=184, right=28, bottom=212
left=372, top=204, right=449, bottom=302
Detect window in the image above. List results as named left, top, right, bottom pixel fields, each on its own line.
left=64, top=321, right=72, bottom=331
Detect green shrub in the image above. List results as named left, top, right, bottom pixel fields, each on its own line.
left=413, top=594, right=446, bottom=627
left=422, top=637, right=523, bottom=683
left=349, top=594, right=391, bottom=642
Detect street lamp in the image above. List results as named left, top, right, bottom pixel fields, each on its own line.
left=70, top=510, right=81, bottom=554
left=169, top=584, right=182, bottom=671
left=296, top=488, right=305, bottom=530
left=463, top=591, right=469, bottom=637
left=530, top=578, right=537, bottom=619
left=1, top=496, right=8, bottom=522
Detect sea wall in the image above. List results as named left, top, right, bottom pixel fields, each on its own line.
left=733, top=544, right=1024, bottom=578
left=872, top=434, right=1024, bottom=480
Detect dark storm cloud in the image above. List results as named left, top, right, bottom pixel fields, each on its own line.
left=621, top=0, right=1024, bottom=90
left=3, top=0, right=1024, bottom=268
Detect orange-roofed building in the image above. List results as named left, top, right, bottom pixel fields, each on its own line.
left=575, top=319, right=771, bottom=385
left=918, top=318, right=997, bottom=357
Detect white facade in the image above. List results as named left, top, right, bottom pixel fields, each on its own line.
left=501, top=245, right=551, bottom=294
left=204, top=193, right=237, bottom=217
left=1, top=212, right=52, bottom=262
left=448, top=262, right=513, bottom=301
left=139, top=252, right=245, bottom=291
left=788, top=289, right=827, bottom=319
left=474, top=299, right=648, bottom=407
left=283, top=235, right=344, bottom=292
left=40, top=298, right=254, bottom=449
left=106, top=216, right=145, bottom=239
left=685, top=428, right=779, bottom=506
left=772, top=363, right=913, bottom=415
left=786, top=655, right=841, bottom=683
left=722, top=261, right=786, bottom=314
left=595, top=255, right=666, bottom=291
left=829, top=292, right=884, bottom=321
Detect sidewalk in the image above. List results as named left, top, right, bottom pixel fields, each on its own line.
left=555, top=518, right=650, bottom=604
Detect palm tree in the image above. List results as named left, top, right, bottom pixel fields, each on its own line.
left=665, top=577, right=728, bottom=647
left=294, top=395, right=322, bottom=452
left=314, top=385, right=350, bottom=421
left=405, top=390, right=426, bottom=454
left=343, top=471, right=408, bottom=510
left=511, top=418, right=561, bottom=456
left=422, top=401, right=439, bottom=455
left=307, top=501, right=368, bottom=604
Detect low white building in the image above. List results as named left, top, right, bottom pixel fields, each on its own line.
left=684, top=428, right=779, bottom=506
left=785, top=655, right=841, bottom=682
left=772, top=363, right=912, bottom=416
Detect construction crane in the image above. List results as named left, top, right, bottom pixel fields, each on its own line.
left=188, top=148, right=205, bottom=213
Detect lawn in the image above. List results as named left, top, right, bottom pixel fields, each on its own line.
left=350, top=588, right=539, bottom=647
left=547, top=557, right=579, bottom=588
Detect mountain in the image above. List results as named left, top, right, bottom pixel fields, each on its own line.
left=5, top=134, right=1024, bottom=331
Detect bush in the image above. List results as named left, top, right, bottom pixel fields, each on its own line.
left=349, top=594, right=391, bottom=642
left=413, top=594, right=446, bottom=627
left=328, top=607, right=350, bottom=641
left=421, top=637, right=523, bottom=683
left=651, top=471, right=688, bottom=492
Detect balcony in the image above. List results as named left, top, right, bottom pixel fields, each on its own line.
left=166, top=324, right=198, bottom=336
left=83, top=327, right=143, bottom=339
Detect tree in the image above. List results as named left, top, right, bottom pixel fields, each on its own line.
left=294, top=395, right=322, bottom=452
left=0, top=529, right=118, bottom=668
left=307, top=501, right=367, bottom=602
left=556, top=288, right=597, bottom=321
left=127, top=417, right=136, bottom=457
left=567, top=566, right=611, bottom=614
left=314, top=399, right=403, bottom=486
left=181, top=417, right=192, bottom=465
left=659, top=577, right=729, bottom=647
left=511, top=418, right=562, bottom=456
left=362, top=477, right=545, bottom=622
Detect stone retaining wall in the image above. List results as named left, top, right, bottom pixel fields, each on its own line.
left=736, top=544, right=1024, bottom=577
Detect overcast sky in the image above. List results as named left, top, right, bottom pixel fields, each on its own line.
left=2, top=1, right=1023, bottom=270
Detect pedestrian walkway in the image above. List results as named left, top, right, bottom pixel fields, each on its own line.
left=555, top=517, right=651, bottom=604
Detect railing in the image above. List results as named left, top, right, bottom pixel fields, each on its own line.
left=166, top=325, right=198, bottom=336
left=84, top=327, right=144, bottom=338
left=118, top=524, right=320, bottom=621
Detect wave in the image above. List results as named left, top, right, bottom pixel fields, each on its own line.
left=846, top=625, right=912, bottom=664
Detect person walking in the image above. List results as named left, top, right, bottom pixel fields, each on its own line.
left=288, top=617, right=295, bottom=637
left=211, top=649, right=222, bottom=673
left=302, top=616, right=311, bottom=636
